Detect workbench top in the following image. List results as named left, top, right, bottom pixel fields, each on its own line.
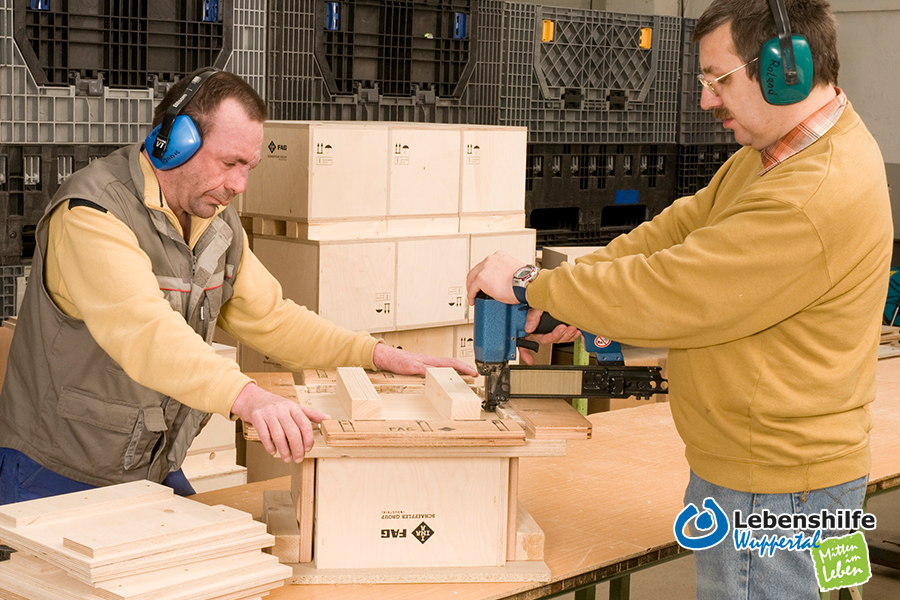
left=194, top=357, right=900, bottom=600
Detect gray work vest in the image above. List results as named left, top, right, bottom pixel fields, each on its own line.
left=0, top=144, right=244, bottom=487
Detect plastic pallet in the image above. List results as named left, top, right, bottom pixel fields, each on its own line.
left=678, top=19, right=736, bottom=145
left=16, top=0, right=225, bottom=88
left=525, top=143, right=677, bottom=234
left=675, top=142, right=742, bottom=198
left=500, top=4, right=681, bottom=145
left=0, top=144, right=126, bottom=262
left=266, top=0, right=504, bottom=124
left=536, top=224, right=635, bottom=248
left=1, top=0, right=266, bottom=145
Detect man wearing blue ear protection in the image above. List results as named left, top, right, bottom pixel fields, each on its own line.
left=0, top=69, right=476, bottom=503
left=466, top=1, right=890, bottom=598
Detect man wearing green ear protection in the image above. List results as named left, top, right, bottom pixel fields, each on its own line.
left=466, top=1, right=891, bottom=597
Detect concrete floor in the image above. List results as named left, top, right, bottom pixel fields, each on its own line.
left=558, top=487, right=900, bottom=600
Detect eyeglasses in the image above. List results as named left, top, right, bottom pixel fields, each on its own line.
left=697, top=57, right=759, bottom=95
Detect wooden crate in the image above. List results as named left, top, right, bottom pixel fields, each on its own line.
left=242, top=121, right=390, bottom=239
left=395, top=235, right=469, bottom=329
left=454, top=323, right=476, bottom=369
left=314, top=455, right=510, bottom=569
left=459, top=126, right=527, bottom=233
left=469, top=229, right=537, bottom=271
left=265, top=367, right=574, bottom=583
left=253, top=236, right=397, bottom=333
left=386, top=125, right=461, bottom=237
left=253, top=234, right=470, bottom=333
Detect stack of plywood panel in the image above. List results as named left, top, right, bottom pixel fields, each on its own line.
left=0, top=480, right=290, bottom=600
left=237, top=122, right=536, bottom=374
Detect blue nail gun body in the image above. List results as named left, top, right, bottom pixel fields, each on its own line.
left=473, top=293, right=667, bottom=411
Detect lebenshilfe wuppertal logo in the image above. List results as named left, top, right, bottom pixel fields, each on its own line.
left=673, top=497, right=877, bottom=591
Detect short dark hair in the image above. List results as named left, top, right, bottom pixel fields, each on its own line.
left=693, top=0, right=839, bottom=87
left=152, top=69, right=267, bottom=137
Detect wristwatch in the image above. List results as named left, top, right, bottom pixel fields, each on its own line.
left=512, top=264, right=540, bottom=304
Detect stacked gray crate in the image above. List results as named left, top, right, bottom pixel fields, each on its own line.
left=266, top=0, right=504, bottom=124
left=500, top=3, right=681, bottom=144
left=0, top=0, right=267, bottom=146
left=0, top=0, right=266, bottom=266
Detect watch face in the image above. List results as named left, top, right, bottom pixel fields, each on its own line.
left=514, top=266, right=533, bottom=280
left=514, top=265, right=537, bottom=285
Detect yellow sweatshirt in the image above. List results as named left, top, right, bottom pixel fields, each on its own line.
left=527, top=103, right=892, bottom=493
left=43, top=154, right=378, bottom=419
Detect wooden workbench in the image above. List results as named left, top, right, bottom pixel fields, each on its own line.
left=194, top=357, right=900, bottom=600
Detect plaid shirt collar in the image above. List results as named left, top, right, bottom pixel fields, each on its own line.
left=759, top=88, right=847, bottom=175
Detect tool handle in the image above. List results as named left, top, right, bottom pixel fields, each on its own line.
left=532, top=311, right=568, bottom=335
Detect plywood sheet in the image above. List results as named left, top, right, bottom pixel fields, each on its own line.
left=320, top=419, right=525, bottom=447
left=503, top=399, right=592, bottom=440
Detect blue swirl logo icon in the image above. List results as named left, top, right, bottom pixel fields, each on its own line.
left=674, top=497, right=729, bottom=550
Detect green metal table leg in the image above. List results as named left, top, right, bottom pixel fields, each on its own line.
left=572, top=337, right=589, bottom=416
left=574, top=585, right=596, bottom=600
left=609, top=575, right=631, bottom=600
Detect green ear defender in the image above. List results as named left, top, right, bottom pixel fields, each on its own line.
left=759, top=0, right=814, bottom=106
left=758, top=35, right=813, bottom=105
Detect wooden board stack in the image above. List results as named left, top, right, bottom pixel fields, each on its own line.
left=0, top=480, right=291, bottom=600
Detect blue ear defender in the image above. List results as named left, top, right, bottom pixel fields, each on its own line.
left=758, top=35, right=813, bottom=105
left=760, top=0, right=814, bottom=106
left=145, top=68, right=219, bottom=170
left=145, top=116, right=202, bottom=170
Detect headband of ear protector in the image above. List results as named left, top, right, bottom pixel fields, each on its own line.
left=759, top=0, right=813, bottom=105
left=145, top=68, right=220, bottom=170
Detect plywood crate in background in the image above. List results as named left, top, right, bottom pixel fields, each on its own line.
left=459, top=126, right=527, bottom=232
left=469, top=229, right=537, bottom=270
left=253, top=234, right=470, bottom=334
left=241, top=121, right=390, bottom=240
left=386, top=124, right=461, bottom=237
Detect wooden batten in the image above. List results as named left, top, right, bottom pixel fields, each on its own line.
left=289, top=460, right=316, bottom=563
left=506, top=458, right=519, bottom=562
left=515, top=501, right=545, bottom=561
left=262, top=490, right=301, bottom=564
left=336, top=367, right=382, bottom=420
left=424, top=367, right=482, bottom=420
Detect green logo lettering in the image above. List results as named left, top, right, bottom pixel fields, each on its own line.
left=812, top=532, right=872, bottom=592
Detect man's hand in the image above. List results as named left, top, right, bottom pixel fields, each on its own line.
left=230, top=382, right=330, bottom=462
left=466, top=251, right=525, bottom=305
left=518, top=308, right=582, bottom=365
left=372, top=343, right=478, bottom=377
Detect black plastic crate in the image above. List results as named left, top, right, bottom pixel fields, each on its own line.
left=0, top=144, right=126, bottom=262
left=0, top=544, right=14, bottom=562
left=526, top=143, right=677, bottom=237
left=267, top=0, right=504, bottom=124
left=675, top=143, right=742, bottom=198
left=15, top=0, right=230, bottom=89
left=678, top=19, right=736, bottom=145
left=536, top=224, right=635, bottom=248
left=501, top=4, right=682, bottom=144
